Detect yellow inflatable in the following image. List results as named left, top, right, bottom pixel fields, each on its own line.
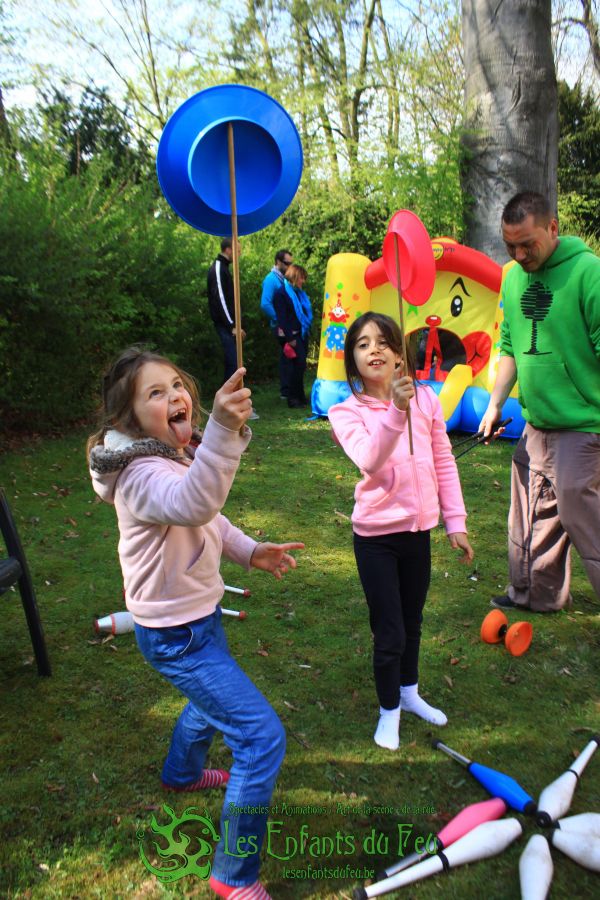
left=311, top=237, right=524, bottom=437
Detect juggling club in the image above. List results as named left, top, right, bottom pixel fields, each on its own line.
left=432, top=739, right=537, bottom=815
left=94, top=607, right=246, bottom=634
left=94, top=611, right=134, bottom=634
left=224, top=584, right=251, bottom=597
left=376, top=797, right=507, bottom=880
left=549, top=827, right=600, bottom=873
left=519, top=834, right=553, bottom=900
left=536, top=735, right=600, bottom=827
left=556, top=811, right=600, bottom=839
left=352, top=818, right=522, bottom=899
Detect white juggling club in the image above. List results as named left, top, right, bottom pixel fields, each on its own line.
left=536, top=735, right=599, bottom=826
left=95, top=607, right=245, bottom=634
left=353, top=818, right=522, bottom=899
left=549, top=827, right=600, bottom=872
left=556, top=812, right=600, bottom=839
left=519, top=834, right=553, bottom=900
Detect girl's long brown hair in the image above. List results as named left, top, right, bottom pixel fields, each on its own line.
left=86, top=346, right=201, bottom=460
left=343, top=312, right=417, bottom=400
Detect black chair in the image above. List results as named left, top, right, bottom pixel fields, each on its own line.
left=0, top=488, right=51, bottom=675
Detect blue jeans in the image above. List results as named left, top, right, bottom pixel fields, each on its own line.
left=135, top=608, right=286, bottom=885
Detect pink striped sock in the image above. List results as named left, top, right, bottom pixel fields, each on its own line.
left=162, top=768, right=230, bottom=792
left=209, top=877, right=271, bottom=899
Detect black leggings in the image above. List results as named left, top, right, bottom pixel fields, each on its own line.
left=353, top=530, right=431, bottom=709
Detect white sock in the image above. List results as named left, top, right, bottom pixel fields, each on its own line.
left=400, top=683, right=447, bottom=726
left=374, top=705, right=401, bottom=750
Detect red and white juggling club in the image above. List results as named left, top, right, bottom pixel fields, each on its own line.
left=432, top=739, right=537, bottom=815
left=94, top=611, right=134, bottom=634
left=352, top=818, right=522, bottom=899
left=536, top=735, right=600, bottom=826
left=519, top=834, right=553, bottom=900
left=549, top=827, right=600, bottom=872
left=224, top=584, right=251, bottom=597
left=556, top=811, right=600, bottom=838
left=377, top=797, right=507, bottom=880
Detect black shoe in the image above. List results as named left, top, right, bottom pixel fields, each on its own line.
left=287, top=399, right=301, bottom=408
left=490, top=595, right=521, bottom=610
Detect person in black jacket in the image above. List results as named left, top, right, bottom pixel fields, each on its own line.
left=207, top=238, right=258, bottom=418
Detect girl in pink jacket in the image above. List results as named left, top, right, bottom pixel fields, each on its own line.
left=328, top=313, right=473, bottom=751
left=88, top=347, right=303, bottom=900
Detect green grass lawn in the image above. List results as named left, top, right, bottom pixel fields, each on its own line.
left=1, top=378, right=599, bottom=899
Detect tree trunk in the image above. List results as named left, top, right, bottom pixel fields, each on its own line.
left=461, top=0, right=558, bottom=260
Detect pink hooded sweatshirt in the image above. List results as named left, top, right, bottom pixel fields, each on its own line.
left=328, top=386, right=467, bottom=537
left=89, top=416, right=257, bottom=627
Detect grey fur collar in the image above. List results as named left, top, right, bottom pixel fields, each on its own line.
left=89, top=429, right=202, bottom=474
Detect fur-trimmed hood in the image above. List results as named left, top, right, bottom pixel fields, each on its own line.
left=89, top=428, right=202, bottom=503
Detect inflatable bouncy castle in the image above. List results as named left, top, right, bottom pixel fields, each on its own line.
left=311, top=236, right=525, bottom=438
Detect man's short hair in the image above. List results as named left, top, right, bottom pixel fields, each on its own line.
left=221, top=237, right=232, bottom=253
left=275, top=249, right=292, bottom=264
left=502, top=192, right=555, bottom=227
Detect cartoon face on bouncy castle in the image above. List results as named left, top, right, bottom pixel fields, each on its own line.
left=311, top=238, right=525, bottom=437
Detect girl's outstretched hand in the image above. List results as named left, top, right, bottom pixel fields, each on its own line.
left=391, top=369, right=415, bottom=412
left=250, top=542, right=305, bottom=579
left=212, top=368, right=253, bottom=431
left=448, top=532, right=474, bottom=563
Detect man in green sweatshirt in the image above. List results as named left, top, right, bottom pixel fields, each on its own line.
left=480, top=191, right=600, bottom=612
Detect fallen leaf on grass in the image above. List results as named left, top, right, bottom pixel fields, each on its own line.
left=560, top=667, right=573, bottom=677
left=257, top=649, right=269, bottom=657
left=46, top=784, right=65, bottom=793
left=92, top=772, right=99, bottom=784
left=289, top=730, right=310, bottom=748
left=283, top=700, right=300, bottom=711
left=450, top=657, right=460, bottom=665
left=444, top=675, right=453, bottom=688
left=334, top=509, right=351, bottom=521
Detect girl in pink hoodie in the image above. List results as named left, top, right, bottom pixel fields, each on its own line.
left=328, top=313, right=473, bottom=751
left=88, top=347, right=303, bottom=900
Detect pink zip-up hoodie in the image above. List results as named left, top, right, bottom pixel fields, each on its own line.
left=89, top=416, right=257, bottom=627
left=328, top=386, right=467, bottom=537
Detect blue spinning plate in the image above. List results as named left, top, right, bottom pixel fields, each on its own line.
left=157, top=84, right=303, bottom=235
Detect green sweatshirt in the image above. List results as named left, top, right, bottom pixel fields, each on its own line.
left=500, top=236, right=600, bottom=431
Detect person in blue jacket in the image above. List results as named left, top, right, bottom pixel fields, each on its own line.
left=261, top=249, right=293, bottom=400
left=272, top=264, right=313, bottom=409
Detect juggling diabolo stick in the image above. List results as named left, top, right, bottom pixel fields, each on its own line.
left=377, top=796, right=507, bottom=880
left=536, top=735, right=600, bottom=827
left=519, top=834, right=553, bottom=900
left=352, top=818, right=522, bottom=899
left=549, top=827, right=600, bottom=872
left=432, top=739, right=537, bottom=815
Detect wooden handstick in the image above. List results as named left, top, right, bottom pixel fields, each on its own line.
left=227, top=122, right=247, bottom=435
left=393, top=233, right=414, bottom=454
left=227, top=122, right=243, bottom=373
